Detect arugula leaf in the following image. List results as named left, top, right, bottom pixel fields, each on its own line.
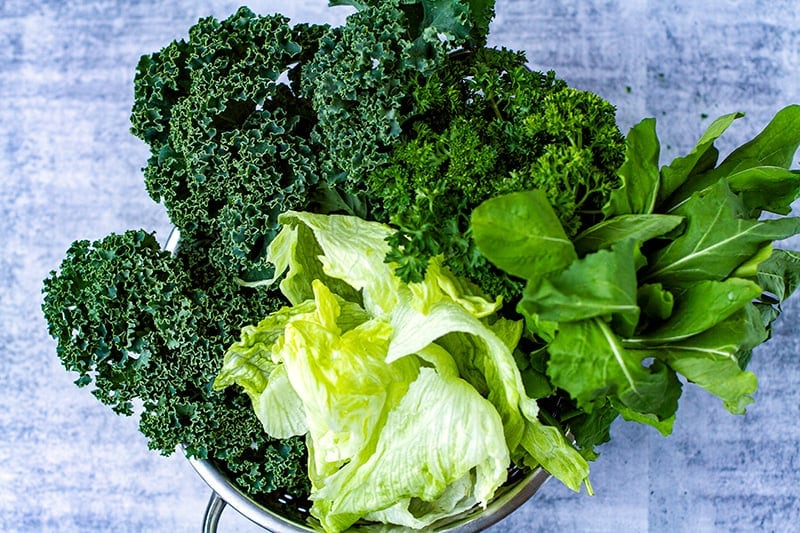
left=752, top=248, right=800, bottom=340
left=633, top=308, right=763, bottom=414
left=573, top=214, right=683, bottom=255
left=547, top=318, right=680, bottom=417
left=637, top=283, right=674, bottom=322
left=645, top=180, right=800, bottom=286
left=603, top=118, right=661, bottom=216
left=714, top=104, right=800, bottom=174
left=666, top=105, right=800, bottom=207
left=733, top=301, right=776, bottom=369
left=471, top=190, right=577, bottom=281
left=627, top=278, right=763, bottom=345
left=757, top=249, right=800, bottom=303
left=727, top=167, right=800, bottom=216
left=659, top=112, right=743, bottom=204
left=612, top=398, right=675, bottom=436
left=616, top=357, right=682, bottom=422
left=566, top=401, right=619, bottom=461
left=732, top=243, right=774, bottom=279
left=519, top=240, right=640, bottom=337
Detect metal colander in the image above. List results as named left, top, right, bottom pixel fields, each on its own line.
left=187, top=455, right=550, bottom=532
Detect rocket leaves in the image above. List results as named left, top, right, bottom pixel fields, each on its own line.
left=631, top=306, right=764, bottom=415
left=664, top=104, right=800, bottom=210
left=658, top=112, right=743, bottom=203
left=602, top=118, right=661, bottom=217
left=471, top=189, right=577, bottom=281
left=520, top=240, right=640, bottom=337
left=644, top=179, right=800, bottom=287
left=547, top=318, right=681, bottom=418
left=628, top=278, right=763, bottom=345
left=472, top=106, right=800, bottom=456
left=573, top=214, right=683, bottom=255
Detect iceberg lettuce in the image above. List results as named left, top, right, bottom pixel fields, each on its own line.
left=215, top=211, right=588, bottom=531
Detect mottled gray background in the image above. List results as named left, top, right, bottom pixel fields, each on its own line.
left=2, top=0, right=799, bottom=531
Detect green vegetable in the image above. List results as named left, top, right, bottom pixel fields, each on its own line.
left=130, top=8, right=334, bottom=282
left=303, top=0, right=493, bottom=185
left=520, top=240, right=641, bottom=337
left=367, top=47, right=626, bottom=298
left=644, top=179, right=800, bottom=287
left=53, top=1, right=571, bottom=515
left=602, top=118, right=661, bottom=216
left=42, top=1, right=800, bottom=528
left=41, top=230, right=310, bottom=499
left=215, top=211, right=589, bottom=531
left=665, top=104, right=800, bottom=209
left=471, top=189, right=577, bottom=282
left=572, top=214, right=684, bottom=255
left=472, top=106, right=800, bottom=455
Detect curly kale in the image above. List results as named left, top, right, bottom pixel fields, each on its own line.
left=130, top=8, right=332, bottom=282
left=303, top=0, right=497, bottom=189
left=367, top=48, right=626, bottom=299
left=130, top=3, right=498, bottom=284
left=42, top=230, right=310, bottom=498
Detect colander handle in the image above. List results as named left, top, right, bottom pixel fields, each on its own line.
left=202, top=491, right=227, bottom=533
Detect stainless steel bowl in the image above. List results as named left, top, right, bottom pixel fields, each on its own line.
left=187, top=454, right=550, bottom=532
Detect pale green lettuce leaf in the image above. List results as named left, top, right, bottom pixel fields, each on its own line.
left=518, top=419, right=590, bottom=493
left=278, top=281, right=420, bottom=482
left=244, top=222, right=361, bottom=305
left=388, top=281, right=589, bottom=492
left=218, top=211, right=591, bottom=530
left=311, top=367, right=510, bottom=533
left=253, top=365, right=308, bottom=439
left=278, top=211, right=398, bottom=315
left=408, top=255, right=501, bottom=318
left=214, top=301, right=317, bottom=437
left=386, top=295, right=535, bottom=452
left=214, top=302, right=314, bottom=395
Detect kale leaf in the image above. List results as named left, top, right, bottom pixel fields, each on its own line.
left=304, top=0, right=494, bottom=189
left=42, top=230, right=311, bottom=498
left=130, top=8, right=331, bottom=283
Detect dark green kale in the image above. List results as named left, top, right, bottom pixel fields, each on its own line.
left=331, top=0, right=496, bottom=48
left=130, top=8, right=331, bottom=283
left=41, top=230, right=310, bottom=498
left=367, top=48, right=626, bottom=299
left=304, top=0, right=495, bottom=189
left=130, top=3, right=497, bottom=284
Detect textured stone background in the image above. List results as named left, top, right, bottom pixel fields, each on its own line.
left=2, top=1, right=799, bottom=531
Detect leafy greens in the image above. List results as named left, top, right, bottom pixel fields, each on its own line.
left=40, top=0, right=800, bottom=529
left=215, top=211, right=589, bottom=531
left=473, top=106, right=800, bottom=455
